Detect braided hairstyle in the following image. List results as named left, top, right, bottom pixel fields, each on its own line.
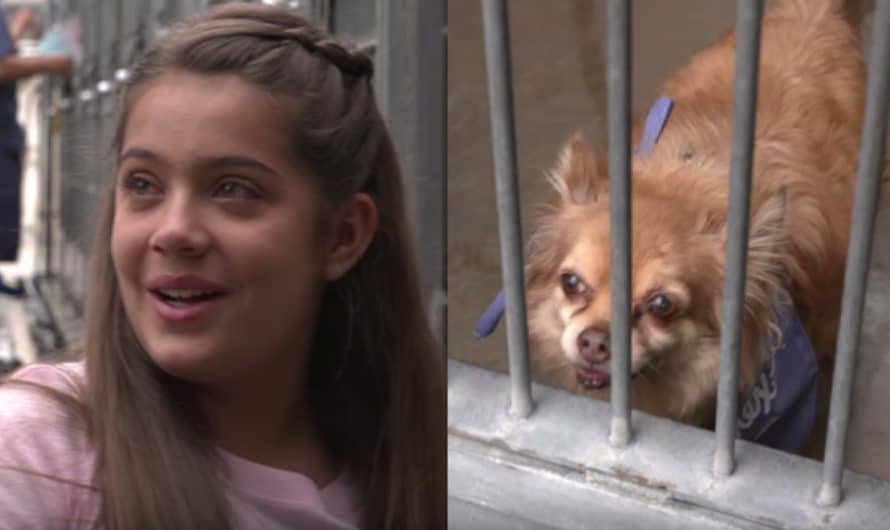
left=86, top=2, right=445, bottom=529
left=196, top=3, right=374, bottom=77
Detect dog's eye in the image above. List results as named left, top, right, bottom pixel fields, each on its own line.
left=560, top=272, right=587, bottom=297
left=647, top=294, right=675, bottom=318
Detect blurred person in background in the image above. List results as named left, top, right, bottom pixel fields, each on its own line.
left=0, top=7, right=72, bottom=296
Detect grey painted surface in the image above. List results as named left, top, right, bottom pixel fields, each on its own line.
left=449, top=360, right=890, bottom=528
left=449, top=438, right=745, bottom=530
left=376, top=0, right=446, bottom=347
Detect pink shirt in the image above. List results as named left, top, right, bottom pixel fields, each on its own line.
left=0, top=362, right=360, bottom=529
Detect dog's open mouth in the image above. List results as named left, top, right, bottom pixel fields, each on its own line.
left=576, top=364, right=645, bottom=389
left=576, top=364, right=611, bottom=388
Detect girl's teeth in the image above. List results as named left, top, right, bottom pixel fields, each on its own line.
left=161, top=289, right=213, bottom=300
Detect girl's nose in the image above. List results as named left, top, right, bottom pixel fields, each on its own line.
left=148, top=194, right=211, bottom=257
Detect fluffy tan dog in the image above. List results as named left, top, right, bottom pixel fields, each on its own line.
left=526, top=0, right=865, bottom=430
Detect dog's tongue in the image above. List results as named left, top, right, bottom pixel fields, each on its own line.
left=576, top=365, right=611, bottom=389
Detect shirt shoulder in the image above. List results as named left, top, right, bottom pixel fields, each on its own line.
left=0, top=361, right=98, bottom=529
left=0, top=361, right=85, bottom=425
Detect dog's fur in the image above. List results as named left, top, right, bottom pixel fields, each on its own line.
left=527, top=0, right=866, bottom=432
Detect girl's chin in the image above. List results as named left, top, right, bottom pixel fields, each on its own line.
left=144, top=344, right=238, bottom=385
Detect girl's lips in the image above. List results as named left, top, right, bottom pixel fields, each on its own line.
left=150, top=290, right=225, bottom=323
left=147, top=274, right=228, bottom=293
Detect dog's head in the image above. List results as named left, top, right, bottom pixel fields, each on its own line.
left=527, top=133, right=787, bottom=411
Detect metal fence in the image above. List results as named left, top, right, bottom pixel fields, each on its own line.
left=26, top=0, right=444, bottom=351
left=448, top=0, right=890, bottom=527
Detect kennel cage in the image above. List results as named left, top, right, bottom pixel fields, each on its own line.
left=447, top=0, right=890, bottom=528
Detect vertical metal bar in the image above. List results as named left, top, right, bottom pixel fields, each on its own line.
left=375, top=0, right=444, bottom=347
left=712, top=0, right=764, bottom=477
left=817, top=0, right=890, bottom=507
left=374, top=0, right=393, bottom=120
left=41, top=0, right=59, bottom=279
left=416, top=0, right=446, bottom=351
left=481, top=0, right=533, bottom=418
left=41, top=80, right=53, bottom=278
left=606, top=0, right=632, bottom=447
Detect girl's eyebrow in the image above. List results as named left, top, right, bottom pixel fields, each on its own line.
left=118, top=147, right=280, bottom=177
left=118, top=147, right=162, bottom=165
left=196, top=155, right=281, bottom=178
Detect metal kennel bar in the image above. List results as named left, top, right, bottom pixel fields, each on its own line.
left=605, top=0, right=632, bottom=448
left=480, top=0, right=534, bottom=418
left=375, top=0, right=447, bottom=350
left=712, top=0, right=764, bottom=478
left=818, top=0, right=890, bottom=507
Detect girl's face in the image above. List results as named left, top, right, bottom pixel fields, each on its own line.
left=111, top=71, right=328, bottom=385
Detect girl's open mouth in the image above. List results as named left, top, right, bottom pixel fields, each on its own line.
left=150, top=289, right=226, bottom=323
left=154, top=289, right=224, bottom=305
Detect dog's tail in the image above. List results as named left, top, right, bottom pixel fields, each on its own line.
left=767, top=0, right=870, bottom=27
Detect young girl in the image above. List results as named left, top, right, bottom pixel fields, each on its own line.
left=0, top=3, right=445, bottom=529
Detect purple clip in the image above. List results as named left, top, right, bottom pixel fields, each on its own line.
left=635, top=97, right=673, bottom=156
left=474, top=291, right=505, bottom=339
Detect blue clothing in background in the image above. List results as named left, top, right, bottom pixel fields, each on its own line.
left=0, top=8, right=23, bottom=262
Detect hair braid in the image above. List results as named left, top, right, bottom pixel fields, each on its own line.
left=199, top=4, right=374, bottom=78
left=280, top=27, right=374, bottom=78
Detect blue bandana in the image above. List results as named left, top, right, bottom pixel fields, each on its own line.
left=738, top=306, right=818, bottom=451
left=475, top=97, right=819, bottom=452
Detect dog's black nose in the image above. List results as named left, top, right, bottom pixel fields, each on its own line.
left=578, top=326, right=610, bottom=363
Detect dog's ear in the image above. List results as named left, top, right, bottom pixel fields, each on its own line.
left=742, top=189, right=789, bottom=330
left=547, top=132, right=605, bottom=204
left=748, top=189, right=787, bottom=262
left=741, top=189, right=790, bottom=379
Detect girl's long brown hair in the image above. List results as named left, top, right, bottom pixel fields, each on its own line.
left=6, top=3, right=445, bottom=529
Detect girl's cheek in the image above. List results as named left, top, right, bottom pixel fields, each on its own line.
left=111, top=217, right=148, bottom=278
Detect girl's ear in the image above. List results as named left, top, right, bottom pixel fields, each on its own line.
left=323, top=193, right=379, bottom=281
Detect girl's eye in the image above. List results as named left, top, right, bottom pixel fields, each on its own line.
left=121, top=173, right=159, bottom=196
left=214, top=179, right=259, bottom=199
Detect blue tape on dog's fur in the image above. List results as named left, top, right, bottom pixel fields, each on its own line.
left=635, top=97, right=673, bottom=156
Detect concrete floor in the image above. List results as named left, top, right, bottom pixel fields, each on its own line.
left=447, top=0, right=890, bottom=480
